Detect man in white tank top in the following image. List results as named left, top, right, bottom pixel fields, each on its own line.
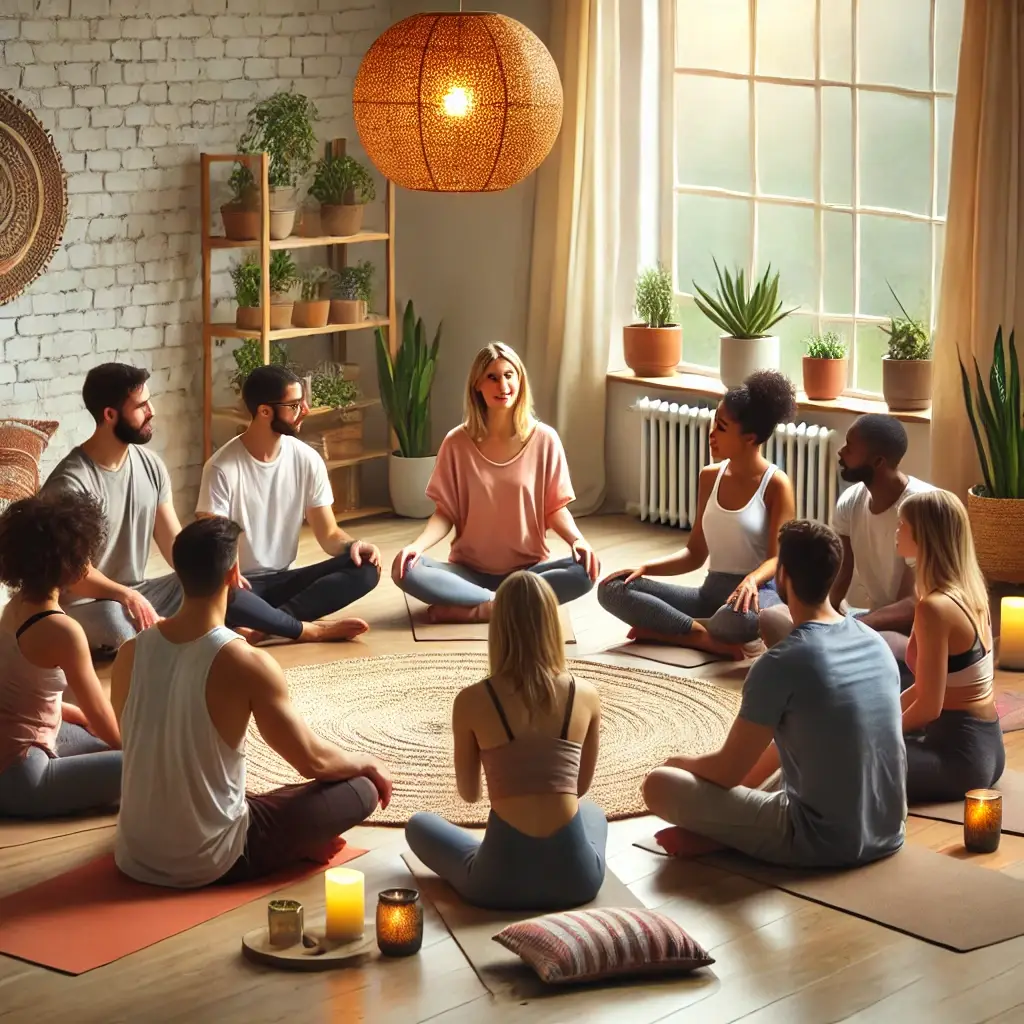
left=110, top=517, right=392, bottom=888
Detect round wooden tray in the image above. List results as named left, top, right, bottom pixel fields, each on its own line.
left=241, top=913, right=378, bottom=971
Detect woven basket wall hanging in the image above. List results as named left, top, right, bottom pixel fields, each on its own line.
left=0, top=91, right=68, bottom=305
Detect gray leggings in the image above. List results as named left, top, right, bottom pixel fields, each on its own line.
left=906, top=711, right=1006, bottom=804
left=405, top=801, right=608, bottom=911
left=0, top=722, right=122, bottom=818
left=597, top=570, right=780, bottom=645
left=399, top=554, right=594, bottom=607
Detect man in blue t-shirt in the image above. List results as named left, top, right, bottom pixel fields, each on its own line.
left=643, top=519, right=907, bottom=867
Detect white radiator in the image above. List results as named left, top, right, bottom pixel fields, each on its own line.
left=635, top=397, right=840, bottom=529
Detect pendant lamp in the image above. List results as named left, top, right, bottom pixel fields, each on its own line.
left=353, top=11, right=563, bottom=193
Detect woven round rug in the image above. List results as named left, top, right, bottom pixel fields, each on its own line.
left=245, top=653, right=741, bottom=826
left=0, top=91, right=67, bottom=304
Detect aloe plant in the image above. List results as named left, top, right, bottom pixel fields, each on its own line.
left=692, top=259, right=797, bottom=339
left=959, top=326, right=1023, bottom=498
left=375, top=300, right=441, bottom=459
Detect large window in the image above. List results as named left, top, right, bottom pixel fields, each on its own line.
left=672, top=0, right=963, bottom=394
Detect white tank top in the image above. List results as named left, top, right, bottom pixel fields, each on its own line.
left=701, top=461, right=777, bottom=575
left=114, top=625, right=249, bottom=888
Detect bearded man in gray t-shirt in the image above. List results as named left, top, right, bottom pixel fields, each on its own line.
left=41, top=363, right=183, bottom=655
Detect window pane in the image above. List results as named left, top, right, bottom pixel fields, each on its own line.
left=933, top=221, right=945, bottom=324
left=858, top=214, right=931, bottom=319
left=936, top=0, right=965, bottom=93
left=757, top=203, right=816, bottom=311
left=859, top=92, right=932, bottom=215
left=777, top=311, right=816, bottom=382
left=676, top=193, right=751, bottom=297
left=823, top=211, right=854, bottom=314
left=857, top=0, right=930, bottom=90
left=822, top=87, right=853, bottom=206
left=854, top=321, right=887, bottom=394
left=936, top=96, right=954, bottom=218
left=821, top=0, right=853, bottom=82
left=756, top=0, right=815, bottom=80
left=678, top=297, right=720, bottom=370
left=676, top=75, right=750, bottom=191
left=757, top=83, right=815, bottom=200
left=676, top=0, right=749, bottom=74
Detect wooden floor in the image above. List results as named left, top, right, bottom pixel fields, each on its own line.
left=3, top=513, right=1024, bottom=1023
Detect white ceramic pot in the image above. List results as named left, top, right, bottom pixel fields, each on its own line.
left=718, top=334, right=780, bottom=388
left=388, top=453, right=436, bottom=519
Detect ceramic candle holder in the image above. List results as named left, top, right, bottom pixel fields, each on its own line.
left=375, top=888, right=423, bottom=957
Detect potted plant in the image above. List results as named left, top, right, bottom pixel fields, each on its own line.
left=622, top=263, right=681, bottom=377
left=230, top=249, right=297, bottom=330
left=308, top=152, right=376, bottom=237
left=961, top=326, right=1024, bottom=583
left=880, top=286, right=932, bottom=411
left=229, top=338, right=290, bottom=394
left=220, top=160, right=259, bottom=241
left=240, top=90, right=319, bottom=240
left=303, top=363, right=364, bottom=460
left=375, top=299, right=441, bottom=518
left=329, top=260, right=374, bottom=324
left=802, top=331, right=848, bottom=400
left=292, top=266, right=331, bottom=329
left=693, top=260, right=796, bottom=388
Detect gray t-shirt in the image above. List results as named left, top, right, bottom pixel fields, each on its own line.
left=740, top=615, right=907, bottom=866
left=41, top=445, right=170, bottom=588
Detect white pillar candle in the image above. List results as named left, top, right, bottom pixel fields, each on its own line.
left=324, top=868, right=364, bottom=942
left=1000, top=597, right=1024, bottom=670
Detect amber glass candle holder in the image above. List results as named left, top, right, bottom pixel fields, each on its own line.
left=964, top=789, right=1003, bottom=853
left=375, top=888, right=423, bottom=957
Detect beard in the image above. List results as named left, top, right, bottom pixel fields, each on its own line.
left=113, top=417, right=153, bottom=445
left=839, top=461, right=873, bottom=484
left=271, top=412, right=299, bottom=437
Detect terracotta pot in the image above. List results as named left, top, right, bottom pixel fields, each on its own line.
left=268, top=208, right=296, bottom=241
left=329, top=298, right=366, bottom=324
left=221, top=203, right=259, bottom=241
left=236, top=305, right=261, bottom=330
left=802, top=356, right=848, bottom=401
left=967, top=486, right=1024, bottom=583
left=622, top=324, right=682, bottom=377
left=270, top=302, right=293, bottom=330
left=292, top=299, right=331, bottom=329
left=235, top=304, right=294, bottom=330
left=320, top=203, right=364, bottom=237
left=719, top=335, right=780, bottom=388
left=882, top=357, right=932, bottom=412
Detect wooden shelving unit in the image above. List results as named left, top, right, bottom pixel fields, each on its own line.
left=199, top=139, right=396, bottom=521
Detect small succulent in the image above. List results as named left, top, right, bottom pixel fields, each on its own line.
left=805, top=331, right=847, bottom=359
left=634, top=264, right=675, bottom=328
left=298, top=266, right=331, bottom=302
left=331, top=261, right=375, bottom=303
left=881, top=284, right=931, bottom=360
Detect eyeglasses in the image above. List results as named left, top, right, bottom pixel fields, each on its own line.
left=272, top=401, right=304, bottom=414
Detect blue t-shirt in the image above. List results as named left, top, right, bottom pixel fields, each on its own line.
left=740, top=615, right=907, bottom=866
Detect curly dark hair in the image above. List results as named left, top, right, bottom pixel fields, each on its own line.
left=722, top=369, right=797, bottom=444
left=0, top=491, right=108, bottom=601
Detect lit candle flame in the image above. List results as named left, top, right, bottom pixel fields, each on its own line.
left=442, top=86, right=473, bottom=117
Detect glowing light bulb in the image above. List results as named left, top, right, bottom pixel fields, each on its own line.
left=441, top=86, right=473, bottom=117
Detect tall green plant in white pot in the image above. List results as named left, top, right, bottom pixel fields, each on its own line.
left=693, top=260, right=796, bottom=387
left=376, top=300, right=441, bottom=518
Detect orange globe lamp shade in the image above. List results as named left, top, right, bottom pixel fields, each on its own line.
left=353, top=12, right=563, bottom=193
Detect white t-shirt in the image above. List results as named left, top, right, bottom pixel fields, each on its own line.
left=196, top=435, right=333, bottom=575
left=832, top=475, right=933, bottom=611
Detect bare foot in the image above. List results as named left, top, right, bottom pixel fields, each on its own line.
left=234, top=626, right=267, bottom=647
left=626, top=626, right=747, bottom=661
left=300, top=618, right=370, bottom=643
left=655, top=826, right=726, bottom=858
left=426, top=602, right=493, bottom=624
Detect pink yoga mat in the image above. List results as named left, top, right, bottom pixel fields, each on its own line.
left=0, top=844, right=367, bottom=975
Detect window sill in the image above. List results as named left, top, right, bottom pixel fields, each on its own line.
left=606, top=369, right=932, bottom=425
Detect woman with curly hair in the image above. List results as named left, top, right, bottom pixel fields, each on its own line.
left=599, top=370, right=797, bottom=659
left=0, top=491, right=123, bottom=818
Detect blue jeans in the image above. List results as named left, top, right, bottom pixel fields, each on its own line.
left=0, top=722, right=122, bottom=818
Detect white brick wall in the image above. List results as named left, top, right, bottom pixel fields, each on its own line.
left=0, top=0, right=389, bottom=513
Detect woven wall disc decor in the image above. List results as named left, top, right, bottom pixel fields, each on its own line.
left=0, top=91, right=68, bottom=305
left=245, top=653, right=741, bottom=826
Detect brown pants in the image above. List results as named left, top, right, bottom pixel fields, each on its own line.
left=216, top=776, right=378, bottom=884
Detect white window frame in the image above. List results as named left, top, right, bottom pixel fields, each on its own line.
left=672, top=0, right=954, bottom=396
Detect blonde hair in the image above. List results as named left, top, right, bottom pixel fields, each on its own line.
left=900, top=489, right=989, bottom=634
left=463, top=343, right=536, bottom=442
left=488, top=571, right=565, bottom=716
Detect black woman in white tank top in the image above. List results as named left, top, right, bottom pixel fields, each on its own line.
left=598, top=371, right=797, bottom=660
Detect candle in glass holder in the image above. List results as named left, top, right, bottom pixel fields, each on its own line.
left=1000, top=597, right=1024, bottom=670
left=324, top=868, right=365, bottom=942
left=376, top=888, right=423, bottom=956
left=267, top=898, right=304, bottom=948
left=964, top=789, right=1003, bottom=853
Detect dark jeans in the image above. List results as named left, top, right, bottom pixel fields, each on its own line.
left=226, top=552, right=380, bottom=640
left=906, top=710, right=1006, bottom=804
left=215, top=777, right=379, bottom=884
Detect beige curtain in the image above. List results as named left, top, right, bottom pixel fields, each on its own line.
left=524, top=0, right=623, bottom=514
left=930, top=1, right=1024, bottom=498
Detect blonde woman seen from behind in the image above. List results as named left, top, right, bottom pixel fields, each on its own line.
left=896, top=489, right=1004, bottom=803
left=405, top=572, right=606, bottom=910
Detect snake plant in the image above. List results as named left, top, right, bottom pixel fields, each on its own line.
left=692, top=259, right=796, bottom=339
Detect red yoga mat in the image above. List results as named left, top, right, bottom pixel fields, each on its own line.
left=0, top=844, right=368, bottom=975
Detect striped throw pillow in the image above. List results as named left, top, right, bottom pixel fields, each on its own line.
left=492, top=907, right=714, bottom=985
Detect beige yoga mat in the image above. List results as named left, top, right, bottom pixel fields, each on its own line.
left=405, top=594, right=577, bottom=643
left=909, top=769, right=1024, bottom=836
left=0, top=812, right=118, bottom=850
left=402, top=851, right=644, bottom=999
left=606, top=642, right=722, bottom=670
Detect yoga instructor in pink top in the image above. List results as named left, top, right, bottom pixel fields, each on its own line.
left=392, top=343, right=599, bottom=624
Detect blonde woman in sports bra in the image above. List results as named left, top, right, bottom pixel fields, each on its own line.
left=404, top=571, right=605, bottom=910
left=896, top=489, right=1004, bottom=802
